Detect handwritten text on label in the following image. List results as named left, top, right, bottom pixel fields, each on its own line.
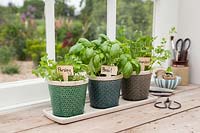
left=101, top=65, right=118, bottom=76
left=57, top=66, right=74, bottom=81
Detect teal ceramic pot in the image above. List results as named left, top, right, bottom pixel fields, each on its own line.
left=48, top=80, right=88, bottom=117
left=122, top=71, right=152, bottom=101
left=154, top=76, right=181, bottom=89
left=88, top=75, right=123, bottom=109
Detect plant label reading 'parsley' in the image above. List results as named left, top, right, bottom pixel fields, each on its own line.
left=101, top=65, right=118, bottom=76
left=57, top=66, right=74, bottom=81
left=138, top=57, right=150, bottom=71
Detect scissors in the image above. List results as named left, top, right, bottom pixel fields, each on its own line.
left=175, top=38, right=191, bottom=61
left=154, top=98, right=181, bottom=110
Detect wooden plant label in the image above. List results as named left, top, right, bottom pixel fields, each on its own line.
left=138, top=57, right=150, bottom=71
left=57, top=65, right=74, bottom=81
left=101, top=65, right=118, bottom=77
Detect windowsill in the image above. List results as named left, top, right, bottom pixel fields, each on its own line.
left=0, top=78, right=45, bottom=89
left=0, top=78, right=49, bottom=112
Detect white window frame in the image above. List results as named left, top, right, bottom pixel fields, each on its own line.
left=107, top=0, right=116, bottom=41
left=45, top=0, right=56, bottom=60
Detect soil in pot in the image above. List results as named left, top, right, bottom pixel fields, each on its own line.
left=122, top=71, right=152, bottom=101
left=48, top=80, right=88, bottom=117
left=88, top=75, right=122, bottom=109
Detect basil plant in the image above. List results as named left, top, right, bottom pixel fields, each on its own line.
left=68, top=34, right=141, bottom=78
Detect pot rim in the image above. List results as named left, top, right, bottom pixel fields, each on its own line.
left=88, top=74, right=123, bottom=81
left=132, top=70, right=152, bottom=76
left=154, top=76, right=181, bottom=81
left=48, top=79, right=88, bottom=86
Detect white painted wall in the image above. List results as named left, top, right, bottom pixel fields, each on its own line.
left=153, top=0, right=180, bottom=67
left=177, top=0, right=200, bottom=84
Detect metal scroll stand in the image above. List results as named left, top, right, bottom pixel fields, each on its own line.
left=150, top=88, right=181, bottom=110
left=154, top=97, right=181, bottom=110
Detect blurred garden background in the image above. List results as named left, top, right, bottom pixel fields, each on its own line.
left=0, top=0, right=153, bottom=82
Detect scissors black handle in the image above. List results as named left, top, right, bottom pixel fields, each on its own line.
left=175, top=38, right=191, bottom=51
left=175, top=39, right=184, bottom=51
left=182, top=38, right=191, bottom=51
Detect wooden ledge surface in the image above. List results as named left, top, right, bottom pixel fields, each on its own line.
left=0, top=84, right=199, bottom=133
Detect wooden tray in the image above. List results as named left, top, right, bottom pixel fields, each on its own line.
left=43, top=95, right=157, bottom=124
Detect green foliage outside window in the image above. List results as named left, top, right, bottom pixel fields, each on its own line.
left=1, top=65, right=19, bottom=75
left=0, top=0, right=153, bottom=67
left=0, top=46, right=15, bottom=65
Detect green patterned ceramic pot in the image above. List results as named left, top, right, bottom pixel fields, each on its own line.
left=88, top=75, right=123, bottom=109
left=122, top=71, right=152, bottom=101
left=48, top=80, right=88, bottom=117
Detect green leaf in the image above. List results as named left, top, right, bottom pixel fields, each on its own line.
left=85, top=48, right=94, bottom=59
left=78, top=38, right=93, bottom=47
left=100, top=41, right=109, bottom=52
left=119, top=54, right=128, bottom=67
left=88, top=59, right=96, bottom=75
left=81, top=51, right=88, bottom=64
left=118, top=54, right=128, bottom=73
left=69, top=43, right=84, bottom=54
left=99, top=53, right=104, bottom=59
left=110, top=43, right=120, bottom=57
left=99, top=34, right=109, bottom=42
left=131, top=59, right=141, bottom=74
left=123, top=62, right=133, bottom=78
left=91, top=39, right=101, bottom=46
left=93, top=55, right=100, bottom=68
left=166, top=67, right=172, bottom=73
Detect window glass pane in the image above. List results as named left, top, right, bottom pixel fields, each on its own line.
left=0, top=0, right=45, bottom=83
left=55, top=0, right=107, bottom=49
left=0, top=0, right=107, bottom=83
left=54, top=0, right=106, bottom=60
left=116, top=0, right=153, bottom=39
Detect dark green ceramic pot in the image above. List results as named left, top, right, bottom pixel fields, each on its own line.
left=122, top=71, right=152, bottom=101
left=88, top=75, right=123, bottom=109
left=48, top=80, right=88, bottom=117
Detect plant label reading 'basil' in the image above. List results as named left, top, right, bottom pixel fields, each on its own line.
left=101, top=65, right=118, bottom=76
left=57, top=66, right=74, bottom=81
left=138, top=57, right=150, bottom=71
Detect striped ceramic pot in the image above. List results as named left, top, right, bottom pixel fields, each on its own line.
left=154, top=76, right=181, bottom=89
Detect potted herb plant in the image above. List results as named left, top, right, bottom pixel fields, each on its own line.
left=154, top=67, right=181, bottom=89
left=120, top=31, right=171, bottom=101
left=87, top=36, right=123, bottom=109
left=33, top=55, right=88, bottom=117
